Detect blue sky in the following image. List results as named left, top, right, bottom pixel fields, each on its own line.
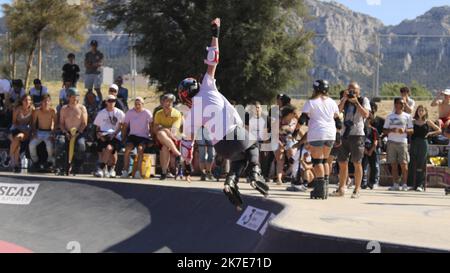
left=330, top=0, right=450, bottom=26
left=1, top=0, right=450, bottom=26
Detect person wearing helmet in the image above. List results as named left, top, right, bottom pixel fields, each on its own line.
left=84, top=40, right=104, bottom=101
left=59, top=87, right=88, bottom=175
left=177, top=18, right=269, bottom=210
left=297, top=80, right=340, bottom=199
left=330, top=81, right=371, bottom=199
left=153, top=93, right=182, bottom=180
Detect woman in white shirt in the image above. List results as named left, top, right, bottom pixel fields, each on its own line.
left=298, top=80, right=340, bottom=199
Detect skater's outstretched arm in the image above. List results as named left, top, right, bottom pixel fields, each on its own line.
left=206, top=18, right=220, bottom=79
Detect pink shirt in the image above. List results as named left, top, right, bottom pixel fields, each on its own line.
left=123, top=108, right=153, bottom=139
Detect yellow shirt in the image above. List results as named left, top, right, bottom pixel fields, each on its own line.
left=154, top=108, right=182, bottom=130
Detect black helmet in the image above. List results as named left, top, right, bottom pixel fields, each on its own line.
left=313, top=79, right=329, bottom=93
left=277, top=94, right=291, bottom=106
left=178, top=78, right=200, bottom=108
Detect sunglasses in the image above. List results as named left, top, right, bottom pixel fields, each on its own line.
left=107, top=100, right=116, bottom=103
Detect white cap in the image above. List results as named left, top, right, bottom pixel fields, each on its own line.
left=443, top=89, right=450, bottom=96
left=109, top=84, right=119, bottom=92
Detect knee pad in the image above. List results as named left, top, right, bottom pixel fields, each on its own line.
left=312, top=158, right=323, bottom=167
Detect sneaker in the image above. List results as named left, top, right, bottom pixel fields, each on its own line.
left=207, top=172, right=214, bottom=181
left=372, top=183, right=379, bottom=190
left=120, top=170, right=129, bottom=178
left=94, top=168, right=104, bottom=178
left=200, top=173, right=206, bottom=181
left=351, top=191, right=360, bottom=199
left=286, top=184, right=308, bottom=192
left=416, top=187, right=424, bottom=192
left=109, top=169, right=116, bottom=178
left=389, top=183, right=400, bottom=191
left=166, top=172, right=175, bottom=179
left=329, top=189, right=345, bottom=197
left=401, top=184, right=409, bottom=191
left=134, top=171, right=142, bottom=179
left=160, top=173, right=167, bottom=181
left=103, top=168, right=110, bottom=178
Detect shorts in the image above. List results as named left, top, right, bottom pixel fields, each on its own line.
left=214, top=126, right=257, bottom=161
left=439, top=117, right=450, bottom=129
left=84, top=74, right=102, bottom=89
left=126, top=135, right=151, bottom=149
left=386, top=141, right=409, bottom=164
left=97, top=138, right=120, bottom=153
left=309, top=140, right=335, bottom=148
left=336, top=136, right=365, bottom=163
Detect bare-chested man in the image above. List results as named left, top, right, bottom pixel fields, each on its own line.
left=29, top=94, right=57, bottom=170
left=59, top=88, right=88, bottom=174
left=431, top=89, right=450, bottom=130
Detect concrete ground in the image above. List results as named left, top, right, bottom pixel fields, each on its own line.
left=0, top=172, right=449, bottom=252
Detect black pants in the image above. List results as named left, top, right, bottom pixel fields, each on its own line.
left=214, top=126, right=260, bottom=184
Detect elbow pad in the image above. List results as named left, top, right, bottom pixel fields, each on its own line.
left=204, top=47, right=219, bottom=66
left=335, top=117, right=343, bottom=130
left=298, top=113, right=310, bottom=126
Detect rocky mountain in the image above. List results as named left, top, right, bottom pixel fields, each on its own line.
left=303, top=0, right=450, bottom=96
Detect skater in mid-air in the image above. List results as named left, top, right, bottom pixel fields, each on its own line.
left=177, top=18, right=269, bottom=210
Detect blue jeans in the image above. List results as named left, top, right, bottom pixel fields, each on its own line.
left=362, top=148, right=380, bottom=187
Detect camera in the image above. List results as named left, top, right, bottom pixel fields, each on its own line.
left=348, top=89, right=356, bottom=99
left=342, top=120, right=354, bottom=139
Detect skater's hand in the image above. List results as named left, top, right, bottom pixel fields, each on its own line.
left=211, top=18, right=220, bottom=28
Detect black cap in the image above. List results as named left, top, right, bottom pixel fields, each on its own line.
left=33, top=79, right=41, bottom=85
left=90, top=40, right=98, bottom=46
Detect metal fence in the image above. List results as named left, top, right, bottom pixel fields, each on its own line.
left=0, top=33, right=144, bottom=98
left=2, top=32, right=450, bottom=100
left=291, top=33, right=450, bottom=99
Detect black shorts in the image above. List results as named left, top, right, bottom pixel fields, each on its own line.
left=126, top=135, right=151, bottom=148
left=214, top=126, right=257, bottom=161
left=97, top=138, right=120, bottom=153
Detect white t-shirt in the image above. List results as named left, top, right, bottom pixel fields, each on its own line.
left=29, top=86, right=49, bottom=97
left=93, top=108, right=125, bottom=139
left=0, top=79, right=10, bottom=94
left=248, top=116, right=267, bottom=142
left=383, top=112, right=413, bottom=144
left=183, top=73, right=243, bottom=145
left=302, top=97, right=339, bottom=142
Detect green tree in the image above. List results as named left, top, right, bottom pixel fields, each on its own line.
left=380, top=81, right=432, bottom=99
left=97, top=0, right=313, bottom=104
left=2, top=0, right=92, bottom=90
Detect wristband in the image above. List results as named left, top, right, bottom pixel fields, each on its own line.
left=211, top=24, right=220, bottom=38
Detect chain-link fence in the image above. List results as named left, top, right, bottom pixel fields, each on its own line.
left=2, top=32, right=450, bottom=100
left=291, top=33, right=450, bottom=100
left=0, top=33, right=145, bottom=98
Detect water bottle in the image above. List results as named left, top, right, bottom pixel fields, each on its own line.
left=129, top=156, right=134, bottom=174
left=21, top=154, right=28, bottom=174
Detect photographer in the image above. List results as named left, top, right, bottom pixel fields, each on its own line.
left=330, top=82, right=370, bottom=199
